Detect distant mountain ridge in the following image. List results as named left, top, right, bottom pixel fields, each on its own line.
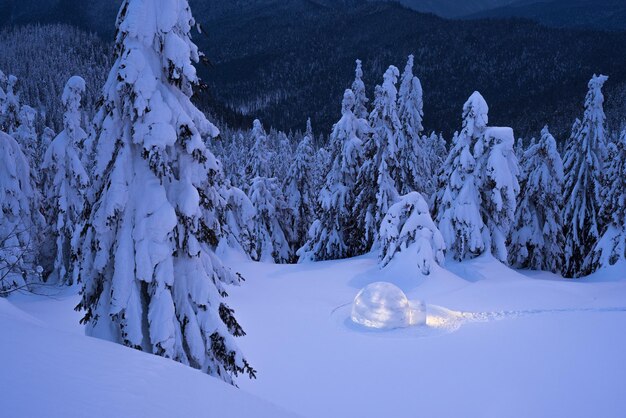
left=467, top=0, right=626, bottom=31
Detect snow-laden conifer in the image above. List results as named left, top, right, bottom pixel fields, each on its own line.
left=435, top=93, right=487, bottom=260
left=42, top=76, right=90, bottom=285
left=283, top=119, right=316, bottom=249
left=397, top=55, right=428, bottom=195
left=352, top=59, right=369, bottom=120
left=0, top=131, right=43, bottom=294
left=425, top=131, right=447, bottom=198
left=474, top=125, right=520, bottom=263
left=244, top=119, right=273, bottom=189
left=0, top=74, right=20, bottom=133
left=562, top=74, right=608, bottom=278
left=298, top=89, right=366, bottom=261
left=249, top=176, right=293, bottom=263
left=509, top=126, right=564, bottom=272
left=379, top=192, right=445, bottom=274
left=588, top=129, right=626, bottom=269
left=353, top=66, right=401, bottom=253
left=75, top=0, right=254, bottom=383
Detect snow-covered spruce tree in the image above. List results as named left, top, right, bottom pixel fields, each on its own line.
left=42, top=76, right=90, bottom=285
left=243, top=119, right=273, bottom=189
left=0, top=131, right=43, bottom=295
left=249, top=176, right=293, bottom=263
left=353, top=66, right=401, bottom=253
left=75, top=0, right=254, bottom=383
left=0, top=74, right=20, bottom=133
left=435, top=93, right=488, bottom=261
left=562, top=74, right=609, bottom=278
left=474, top=125, right=520, bottom=263
left=298, top=89, right=366, bottom=261
left=588, top=129, right=626, bottom=269
left=283, top=119, right=316, bottom=250
left=13, top=105, right=42, bottom=171
left=312, top=146, right=331, bottom=197
left=379, top=192, right=445, bottom=274
left=352, top=59, right=369, bottom=120
left=426, top=131, right=447, bottom=198
left=218, top=184, right=256, bottom=258
left=397, top=55, right=429, bottom=196
left=509, top=126, right=564, bottom=272
left=272, top=130, right=294, bottom=180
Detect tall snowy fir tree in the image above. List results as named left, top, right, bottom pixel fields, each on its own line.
left=298, top=89, right=367, bottom=262
left=474, top=125, right=520, bottom=263
left=509, top=126, right=564, bottom=272
left=249, top=176, right=293, bottom=263
left=42, top=76, right=90, bottom=285
left=283, top=119, right=316, bottom=250
left=74, top=0, right=254, bottom=383
left=353, top=66, right=401, bottom=253
left=426, top=131, right=447, bottom=199
left=351, top=59, right=369, bottom=120
left=397, top=54, right=428, bottom=196
left=0, top=131, right=43, bottom=295
left=0, top=74, right=20, bottom=133
left=562, top=74, right=609, bottom=278
left=435, top=93, right=487, bottom=261
left=13, top=105, right=42, bottom=175
left=244, top=119, right=273, bottom=189
left=589, top=129, right=626, bottom=269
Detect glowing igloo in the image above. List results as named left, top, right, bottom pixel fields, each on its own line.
left=351, top=282, right=408, bottom=329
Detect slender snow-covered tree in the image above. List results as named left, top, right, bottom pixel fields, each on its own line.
left=509, top=126, right=564, bottom=272
left=0, top=74, right=20, bottom=133
left=13, top=105, right=41, bottom=170
left=562, top=74, right=609, bottom=278
left=425, top=131, right=447, bottom=198
left=474, top=125, right=520, bottom=263
left=397, top=55, right=428, bottom=196
left=435, top=93, right=488, bottom=261
left=588, top=129, right=626, bottom=269
left=299, top=89, right=367, bottom=261
left=353, top=66, right=401, bottom=253
left=75, top=0, right=254, bottom=383
left=0, top=131, right=43, bottom=295
left=272, top=130, right=293, bottom=180
left=249, top=176, right=293, bottom=263
left=283, top=119, right=316, bottom=249
left=352, top=59, right=369, bottom=120
left=379, top=192, right=445, bottom=274
left=42, top=76, right=90, bottom=285
left=243, top=119, right=273, bottom=189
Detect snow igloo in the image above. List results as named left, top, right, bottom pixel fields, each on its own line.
left=351, top=282, right=427, bottom=329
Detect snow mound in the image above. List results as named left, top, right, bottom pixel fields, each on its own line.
left=351, top=282, right=428, bottom=329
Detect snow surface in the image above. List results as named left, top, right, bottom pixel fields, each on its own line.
left=2, top=288, right=297, bottom=418
left=224, top=252, right=626, bottom=418
left=6, top=253, right=626, bottom=418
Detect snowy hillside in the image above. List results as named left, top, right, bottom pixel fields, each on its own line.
left=6, top=254, right=626, bottom=417
left=225, top=253, right=626, bottom=418
left=1, top=293, right=297, bottom=418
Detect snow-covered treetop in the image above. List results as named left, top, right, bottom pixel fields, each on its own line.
left=342, top=88, right=355, bottom=114
left=351, top=59, right=369, bottom=119
left=462, top=91, right=489, bottom=139
left=305, top=117, right=313, bottom=139
left=61, top=76, right=86, bottom=139
left=99, top=0, right=218, bottom=163
left=246, top=119, right=273, bottom=179
left=580, top=74, right=609, bottom=161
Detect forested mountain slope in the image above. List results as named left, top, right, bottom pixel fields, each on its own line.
left=1, top=0, right=625, bottom=138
